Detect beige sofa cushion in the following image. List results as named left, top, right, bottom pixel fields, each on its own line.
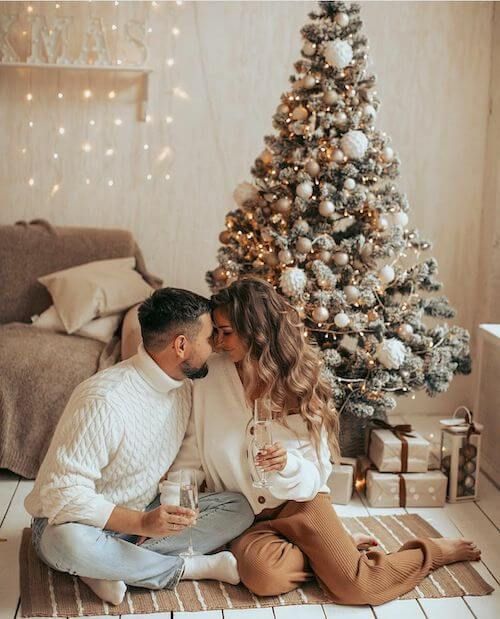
left=31, top=305, right=123, bottom=343
left=38, top=257, right=153, bottom=333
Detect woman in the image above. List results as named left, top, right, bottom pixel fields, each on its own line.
left=159, top=277, right=482, bottom=606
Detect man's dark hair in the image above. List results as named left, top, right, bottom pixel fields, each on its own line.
left=138, top=287, right=212, bottom=352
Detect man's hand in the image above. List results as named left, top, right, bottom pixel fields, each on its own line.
left=140, top=504, right=197, bottom=538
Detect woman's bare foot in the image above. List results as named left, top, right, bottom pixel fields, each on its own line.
left=431, top=538, right=481, bottom=564
left=352, top=532, right=378, bottom=551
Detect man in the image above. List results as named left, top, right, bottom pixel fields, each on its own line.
left=25, top=288, right=254, bottom=605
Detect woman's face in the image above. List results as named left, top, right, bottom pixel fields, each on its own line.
left=212, top=307, right=248, bottom=364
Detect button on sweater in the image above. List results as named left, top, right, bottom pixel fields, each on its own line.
left=25, top=344, right=191, bottom=529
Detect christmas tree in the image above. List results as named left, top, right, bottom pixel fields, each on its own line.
left=206, top=1, right=471, bottom=456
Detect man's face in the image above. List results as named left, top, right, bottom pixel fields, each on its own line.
left=180, top=313, right=213, bottom=380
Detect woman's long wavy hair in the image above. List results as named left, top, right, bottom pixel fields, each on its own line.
left=211, top=277, right=340, bottom=462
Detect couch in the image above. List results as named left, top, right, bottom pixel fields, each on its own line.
left=0, top=219, right=161, bottom=478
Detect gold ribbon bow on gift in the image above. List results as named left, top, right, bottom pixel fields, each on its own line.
left=368, top=418, right=416, bottom=474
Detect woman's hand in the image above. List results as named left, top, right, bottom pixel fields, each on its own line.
left=255, top=441, right=287, bottom=472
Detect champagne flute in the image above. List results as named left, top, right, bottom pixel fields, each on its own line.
left=178, top=469, right=199, bottom=557
left=252, top=398, right=273, bottom=489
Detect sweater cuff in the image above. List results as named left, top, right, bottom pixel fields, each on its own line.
left=278, top=452, right=301, bottom=479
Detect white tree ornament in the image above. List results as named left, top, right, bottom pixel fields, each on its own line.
left=280, top=267, right=307, bottom=297
left=340, top=130, right=369, bottom=160
left=27, top=16, right=73, bottom=65
left=0, top=15, right=20, bottom=62
left=376, top=338, right=407, bottom=369
left=77, top=17, right=111, bottom=66
left=324, top=39, right=353, bottom=69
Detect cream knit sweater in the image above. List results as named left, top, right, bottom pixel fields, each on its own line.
left=163, top=353, right=332, bottom=514
left=25, top=344, right=191, bottom=529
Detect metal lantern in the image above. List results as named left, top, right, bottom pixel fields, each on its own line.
left=440, top=406, right=483, bottom=503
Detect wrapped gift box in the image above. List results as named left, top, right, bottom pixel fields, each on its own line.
left=366, top=469, right=447, bottom=508
left=368, top=428, right=430, bottom=473
left=327, top=458, right=356, bottom=505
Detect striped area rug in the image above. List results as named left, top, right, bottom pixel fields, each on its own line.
left=19, top=514, right=493, bottom=616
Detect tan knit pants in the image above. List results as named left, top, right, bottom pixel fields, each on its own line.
left=231, top=493, right=445, bottom=606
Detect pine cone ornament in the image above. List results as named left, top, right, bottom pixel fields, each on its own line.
left=324, top=39, right=353, bottom=69
left=376, top=338, right=407, bottom=369
left=280, top=267, right=308, bottom=297
left=340, top=130, right=369, bottom=160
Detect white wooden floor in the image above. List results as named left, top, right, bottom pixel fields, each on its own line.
left=1, top=415, right=499, bottom=619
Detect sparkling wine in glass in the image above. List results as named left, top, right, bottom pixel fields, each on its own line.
left=179, top=469, right=199, bottom=557
left=252, top=398, right=273, bottom=489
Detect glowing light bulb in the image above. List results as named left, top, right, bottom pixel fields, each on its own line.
left=51, top=184, right=60, bottom=196
left=82, top=142, right=92, bottom=152
left=57, top=92, right=63, bottom=99
left=146, top=173, right=152, bottom=180
left=145, top=114, right=152, bottom=123
left=148, top=27, right=153, bottom=33
left=89, top=119, right=95, bottom=126
left=56, top=3, right=60, bottom=8
left=28, top=178, right=34, bottom=186
left=166, top=58, right=175, bottom=67
left=28, top=121, right=34, bottom=128
left=83, top=89, right=92, bottom=99
left=58, top=127, right=65, bottom=135
left=114, top=118, right=122, bottom=126
left=112, top=24, right=117, bottom=31
left=165, top=174, right=171, bottom=180
left=166, top=116, right=173, bottom=124
left=143, top=144, right=149, bottom=150
left=108, top=90, right=116, bottom=99
left=53, top=153, right=59, bottom=159
left=172, top=27, right=180, bottom=36
left=108, top=179, right=114, bottom=187
left=106, top=148, right=115, bottom=156
left=26, top=93, right=33, bottom=101
left=27, top=6, right=33, bottom=13
left=114, top=0, right=119, bottom=5
left=117, top=59, right=122, bottom=65
left=21, top=148, right=27, bottom=154
left=85, top=178, right=91, bottom=185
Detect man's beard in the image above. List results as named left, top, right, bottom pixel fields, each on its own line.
left=181, top=360, right=209, bottom=380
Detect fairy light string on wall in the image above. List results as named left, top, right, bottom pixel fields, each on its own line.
left=8, top=0, right=185, bottom=194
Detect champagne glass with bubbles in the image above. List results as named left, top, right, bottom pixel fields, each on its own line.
left=252, top=398, right=273, bottom=488
left=179, top=469, right=199, bottom=557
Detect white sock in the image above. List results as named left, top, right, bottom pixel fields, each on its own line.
left=80, top=576, right=127, bottom=606
left=181, top=551, right=240, bottom=585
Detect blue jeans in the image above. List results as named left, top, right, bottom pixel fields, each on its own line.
left=31, top=492, right=254, bottom=590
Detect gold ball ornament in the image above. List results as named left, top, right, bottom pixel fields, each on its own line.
left=332, top=148, right=345, bottom=163
left=334, top=312, right=350, bottom=328
left=274, top=197, right=292, bottom=214
left=263, top=251, right=279, bottom=267
left=278, top=249, right=294, bottom=265
left=296, top=181, right=313, bottom=200
left=318, top=250, right=332, bottom=263
left=213, top=267, right=227, bottom=282
left=302, top=40, right=316, bottom=57
left=382, top=146, right=394, bottom=162
left=323, top=90, right=338, bottom=105
left=313, top=306, right=330, bottom=323
left=302, top=75, right=316, bottom=90
left=219, top=230, right=232, bottom=244
left=259, top=149, right=273, bottom=165
left=305, top=160, right=320, bottom=177
left=296, top=237, right=313, bottom=254
left=398, top=324, right=414, bottom=339
left=333, top=252, right=349, bottom=266
left=277, top=103, right=290, bottom=115
left=335, top=12, right=349, bottom=27
left=367, top=310, right=378, bottom=321
left=292, top=105, right=308, bottom=121
left=344, top=285, right=360, bottom=302
left=319, top=200, right=335, bottom=217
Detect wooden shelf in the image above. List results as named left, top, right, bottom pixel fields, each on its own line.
left=0, top=61, right=153, bottom=121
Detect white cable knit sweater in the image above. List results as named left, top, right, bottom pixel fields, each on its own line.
left=24, top=344, right=191, bottom=529
left=163, top=353, right=332, bottom=514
